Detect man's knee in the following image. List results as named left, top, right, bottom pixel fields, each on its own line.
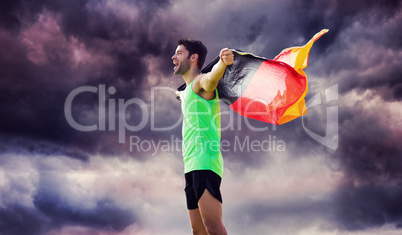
left=203, top=220, right=226, bottom=235
left=191, top=226, right=207, bottom=235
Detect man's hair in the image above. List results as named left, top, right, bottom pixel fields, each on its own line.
left=177, top=38, right=207, bottom=70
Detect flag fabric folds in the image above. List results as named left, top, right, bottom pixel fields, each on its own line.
left=178, top=29, right=328, bottom=125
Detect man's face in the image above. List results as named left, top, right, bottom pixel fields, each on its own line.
left=172, top=45, right=191, bottom=75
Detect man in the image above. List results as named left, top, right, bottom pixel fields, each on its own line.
left=172, top=39, right=233, bottom=235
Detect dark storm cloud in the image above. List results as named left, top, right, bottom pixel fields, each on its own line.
left=293, top=0, right=402, bottom=97
left=323, top=99, right=402, bottom=230
left=0, top=0, right=180, bottom=153
left=337, top=106, right=402, bottom=182
left=33, top=193, right=137, bottom=231
left=0, top=205, right=48, bottom=235
left=287, top=0, right=401, bottom=51
left=0, top=136, right=89, bottom=161
left=0, top=1, right=177, bottom=231
left=0, top=154, right=138, bottom=235
left=334, top=184, right=402, bottom=231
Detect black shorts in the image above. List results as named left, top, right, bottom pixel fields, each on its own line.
left=184, top=170, right=222, bottom=210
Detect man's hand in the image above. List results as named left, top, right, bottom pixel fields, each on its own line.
left=220, top=48, right=234, bottom=66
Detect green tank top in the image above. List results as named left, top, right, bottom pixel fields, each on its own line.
left=180, top=80, right=223, bottom=177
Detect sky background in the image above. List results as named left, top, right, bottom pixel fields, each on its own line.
left=1, top=0, right=402, bottom=234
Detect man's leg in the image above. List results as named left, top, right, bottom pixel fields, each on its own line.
left=198, top=189, right=227, bottom=235
left=188, top=208, right=208, bottom=235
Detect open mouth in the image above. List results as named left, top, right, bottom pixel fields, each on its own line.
left=173, top=61, right=179, bottom=70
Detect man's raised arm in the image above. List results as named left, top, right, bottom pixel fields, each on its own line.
left=199, top=48, right=234, bottom=92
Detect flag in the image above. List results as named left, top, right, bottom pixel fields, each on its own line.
left=179, top=29, right=329, bottom=125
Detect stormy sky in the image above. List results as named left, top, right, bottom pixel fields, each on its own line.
left=1, top=0, right=402, bottom=234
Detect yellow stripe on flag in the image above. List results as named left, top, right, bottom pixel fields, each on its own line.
left=277, top=29, right=328, bottom=125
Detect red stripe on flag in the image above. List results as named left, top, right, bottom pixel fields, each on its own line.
left=229, top=60, right=306, bottom=124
